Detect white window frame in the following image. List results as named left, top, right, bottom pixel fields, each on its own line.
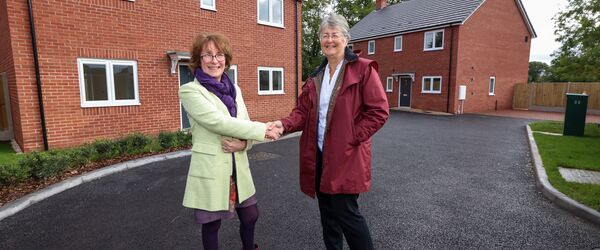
left=200, top=0, right=216, bottom=11
left=421, top=76, right=442, bottom=94
left=78, top=58, right=140, bottom=108
left=228, top=65, right=238, bottom=85
left=489, top=76, right=496, bottom=95
left=257, top=0, right=284, bottom=28
left=257, top=67, right=284, bottom=95
left=368, top=40, right=375, bottom=55
left=394, top=36, right=403, bottom=52
left=347, top=44, right=353, bottom=50
left=424, top=30, right=444, bottom=51
left=386, top=77, right=393, bottom=92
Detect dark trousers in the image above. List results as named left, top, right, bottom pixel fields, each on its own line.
left=316, top=150, right=374, bottom=250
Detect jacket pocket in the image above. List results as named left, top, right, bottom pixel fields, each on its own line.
left=188, top=142, right=220, bottom=179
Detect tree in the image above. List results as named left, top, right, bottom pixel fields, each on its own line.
left=528, top=61, right=551, bottom=82
left=550, top=0, right=600, bottom=82
left=333, top=0, right=405, bottom=26
left=301, top=0, right=332, bottom=80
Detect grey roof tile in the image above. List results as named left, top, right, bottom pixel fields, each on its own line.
left=349, top=0, right=485, bottom=41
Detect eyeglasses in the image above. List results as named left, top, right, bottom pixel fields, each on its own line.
left=201, top=53, right=226, bottom=63
left=321, top=33, right=343, bottom=41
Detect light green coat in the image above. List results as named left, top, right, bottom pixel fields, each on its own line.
left=179, top=79, right=266, bottom=211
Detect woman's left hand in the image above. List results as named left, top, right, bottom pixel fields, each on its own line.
left=221, top=138, right=247, bottom=153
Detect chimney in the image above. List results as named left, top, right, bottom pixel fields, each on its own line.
left=376, top=0, right=387, bottom=10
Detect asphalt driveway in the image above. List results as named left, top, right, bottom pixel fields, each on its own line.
left=1, top=111, right=599, bottom=249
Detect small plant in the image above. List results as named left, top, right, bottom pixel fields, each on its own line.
left=120, top=132, right=152, bottom=155
left=21, top=151, right=70, bottom=180
left=158, top=131, right=177, bottom=149
left=0, top=163, right=30, bottom=185
left=91, top=139, right=120, bottom=161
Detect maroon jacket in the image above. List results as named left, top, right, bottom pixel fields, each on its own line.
left=281, top=48, right=389, bottom=198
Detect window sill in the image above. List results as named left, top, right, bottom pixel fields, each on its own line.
left=424, top=47, right=444, bottom=51
left=258, top=91, right=285, bottom=96
left=257, top=21, right=284, bottom=29
left=421, top=91, right=442, bottom=94
left=81, top=102, right=141, bottom=108
left=200, top=6, right=217, bottom=11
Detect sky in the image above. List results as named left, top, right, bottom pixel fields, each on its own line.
left=520, top=0, right=569, bottom=64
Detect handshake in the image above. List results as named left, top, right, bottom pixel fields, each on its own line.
left=265, top=120, right=284, bottom=140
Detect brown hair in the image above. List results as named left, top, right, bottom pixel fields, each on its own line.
left=189, top=33, right=233, bottom=72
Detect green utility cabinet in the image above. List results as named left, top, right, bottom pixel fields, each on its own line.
left=563, top=93, right=588, bottom=136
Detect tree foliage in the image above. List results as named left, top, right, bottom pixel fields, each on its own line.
left=550, top=0, right=600, bottom=82
left=333, top=0, right=405, bottom=26
left=528, top=61, right=551, bottom=82
left=301, top=0, right=333, bottom=80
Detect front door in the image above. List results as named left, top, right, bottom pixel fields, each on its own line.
left=179, top=65, right=194, bottom=129
left=399, top=77, right=411, bottom=107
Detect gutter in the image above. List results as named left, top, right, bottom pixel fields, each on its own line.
left=446, top=25, right=455, bottom=113
left=294, top=0, right=299, bottom=105
left=27, top=0, right=49, bottom=150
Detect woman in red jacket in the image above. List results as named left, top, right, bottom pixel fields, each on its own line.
left=270, top=13, right=389, bottom=250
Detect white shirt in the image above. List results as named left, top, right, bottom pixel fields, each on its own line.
left=318, top=61, right=343, bottom=151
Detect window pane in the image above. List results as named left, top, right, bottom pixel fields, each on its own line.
left=424, top=78, right=431, bottom=91
left=395, top=37, right=402, bottom=50
left=387, top=78, right=392, bottom=89
left=113, top=65, right=135, bottom=100
left=259, top=70, right=270, bottom=91
left=227, top=68, right=236, bottom=85
left=369, top=42, right=374, bottom=52
left=489, top=78, right=495, bottom=93
left=259, top=0, right=269, bottom=22
left=272, top=0, right=282, bottom=24
left=433, top=78, right=441, bottom=91
left=202, top=0, right=213, bottom=6
left=83, top=64, right=108, bottom=101
left=435, top=32, right=443, bottom=48
left=272, top=70, right=282, bottom=90
left=425, top=33, right=433, bottom=48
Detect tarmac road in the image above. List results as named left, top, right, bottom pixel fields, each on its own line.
left=1, top=111, right=599, bottom=249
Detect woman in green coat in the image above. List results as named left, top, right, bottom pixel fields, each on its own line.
left=179, top=33, right=279, bottom=250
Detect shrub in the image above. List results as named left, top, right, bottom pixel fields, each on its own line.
left=65, top=146, right=94, bottom=167
left=176, top=131, right=192, bottom=147
left=91, top=139, right=120, bottom=161
left=158, top=131, right=177, bottom=149
left=0, top=163, right=30, bottom=185
left=120, top=133, right=151, bottom=155
left=20, top=151, right=70, bottom=180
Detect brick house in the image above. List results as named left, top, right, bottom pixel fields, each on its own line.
left=349, top=0, right=536, bottom=114
left=0, top=0, right=302, bottom=152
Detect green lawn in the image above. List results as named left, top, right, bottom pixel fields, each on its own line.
left=531, top=121, right=600, bottom=211
left=0, top=142, right=20, bottom=165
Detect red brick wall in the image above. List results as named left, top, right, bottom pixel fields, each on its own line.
left=5, top=0, right=301, bottom=151
left=353, top=27, right=456, bottom=113
left=455, top=0, right=531, bottom=113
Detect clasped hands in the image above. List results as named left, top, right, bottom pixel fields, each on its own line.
left=265, top=120, right=284, bottom=140
left=221, top=120, right=284, bottom=153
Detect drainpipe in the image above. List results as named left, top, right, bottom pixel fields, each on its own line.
left=294, top=0, right=299, bottom=105
left=27, top=0, right=49, bottom=150
left=446, top=25, right=454, bottom=113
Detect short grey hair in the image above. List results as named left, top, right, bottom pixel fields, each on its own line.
left=318, top=13, right=351, bottom=41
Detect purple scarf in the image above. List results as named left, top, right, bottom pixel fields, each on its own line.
left=194, top=68, right=237, bottom=117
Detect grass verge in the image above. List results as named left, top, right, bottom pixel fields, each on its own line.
left=531, top=121, right=600, bottom=212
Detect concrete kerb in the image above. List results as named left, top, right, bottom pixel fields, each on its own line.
left=526, top=125, right=600, bottom=226
left=0, top=131, right=302, bottom=222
